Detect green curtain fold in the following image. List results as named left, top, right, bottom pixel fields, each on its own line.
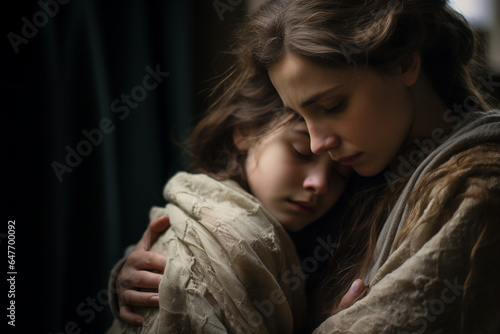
left=3, top=1, right=244, bottom=332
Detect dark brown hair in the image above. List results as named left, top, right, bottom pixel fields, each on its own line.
left=240, top=0, right=496, bottom=110
left=186, top=73, right=290, bottom=190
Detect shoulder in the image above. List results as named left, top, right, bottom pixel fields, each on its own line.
left=399, top=142, right=500, bottom=250
left=417, top=142, right=500, bottom=200
left=413, top=141, right=500, bottom=211
left=161, top=171, right=288, bottom=250
left=165, top=171, right=254, bottom=203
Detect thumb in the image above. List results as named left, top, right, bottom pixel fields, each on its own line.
left=335, top=279, right=366, bottom=314
left=139, top=216, right=171, bottom=250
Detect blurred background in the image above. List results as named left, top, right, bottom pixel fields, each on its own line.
left=3, top=1, right=499, bottom=333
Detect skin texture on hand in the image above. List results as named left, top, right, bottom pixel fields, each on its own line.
left=116, top=216, right=169, bottom=325
left=332, top=279, right=367, bottom=315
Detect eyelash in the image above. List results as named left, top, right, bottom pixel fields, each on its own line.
left=292, top=147, right=313, bottom=160
left=324, top=99, right=346, bottom=114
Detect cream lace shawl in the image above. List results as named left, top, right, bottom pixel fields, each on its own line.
left=108, top=172, right=306, bottom=334
left=314, top=111, right=500, bottom=333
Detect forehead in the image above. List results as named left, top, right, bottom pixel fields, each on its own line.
left=268, top=53, right=356, bottom=106
left=255, top=117, right=308, bottom=146
left=269, top=53, right=352, bottom=82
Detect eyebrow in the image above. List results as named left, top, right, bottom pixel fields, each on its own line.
left=284, top=86, right=343, bottom=112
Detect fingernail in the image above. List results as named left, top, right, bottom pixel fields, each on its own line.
left=350, top=280, right=361, bottom=294
left=135, top=318, right=143, bottom=325
left=150, top=295, right=159, bottom=302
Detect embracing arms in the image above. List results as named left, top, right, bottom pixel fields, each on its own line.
left=109, top=217, right=367, bottom=327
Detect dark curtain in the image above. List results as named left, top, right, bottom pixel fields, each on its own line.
left=4, top=1, right=247, bottom=332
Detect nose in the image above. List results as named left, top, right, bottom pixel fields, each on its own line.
left=308, top=125, right=340, bottom=155
left=303, top=162, right=331, bottom=195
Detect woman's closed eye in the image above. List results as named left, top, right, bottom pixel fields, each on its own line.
left=323, top=99, right=346, bottom=114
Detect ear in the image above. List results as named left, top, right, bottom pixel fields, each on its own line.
left=400, top=52, right=421, bottom=87
left=233, top=126, right=253, bottom=150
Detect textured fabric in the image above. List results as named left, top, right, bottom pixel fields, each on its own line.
left=107, top=172, right=306, bottom=334
left=314, top=110, right=500, bottom=333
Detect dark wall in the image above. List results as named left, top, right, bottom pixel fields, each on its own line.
left=4, top=1, right=247, bottom=332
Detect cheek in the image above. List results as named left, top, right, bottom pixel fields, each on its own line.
left=372, top=82, right=414, bottom=134
left=349, top=90, right=411, bottom=147
left=270, top=156, right=300, bottom=185
left=331, top=175, right=348, bottom=196
left=245, top=152, right=266, bottom=194
left=247, top=149, right=291, bottom=191
left=334, top=111, right=379, bottom=148
left=321, top=179, right=346, bottom=214
left=321, top=175, right=347, bottom=209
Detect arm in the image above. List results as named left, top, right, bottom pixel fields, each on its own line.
left=109, top=216, right=169, bottom=325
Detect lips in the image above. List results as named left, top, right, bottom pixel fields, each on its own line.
left=288, top=200, right=317, bottom=214
left=336, top=153, right=362, bottom=166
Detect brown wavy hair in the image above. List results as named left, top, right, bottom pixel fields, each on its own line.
left=186, top=72, right=290, bottom=190
left=210, top=0, right=499, bottom=325
left=237, top=0, right=496, bottom=109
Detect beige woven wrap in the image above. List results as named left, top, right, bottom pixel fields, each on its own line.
left=108, top=172, right=306, bottom=334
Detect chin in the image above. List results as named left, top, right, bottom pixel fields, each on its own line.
left=354, top=164, right=384, bottom=177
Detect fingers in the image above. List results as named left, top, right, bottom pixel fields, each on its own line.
left=126, top=250, right=167, bottom=273
left=117, top=267, right=163, bottom=291
left=150, top=216, right=171, bottom=233
left=117, top=271, right=161, bottom=326
left=119, top=293, right=159, bottom=322
left=119, top=305, right=144, bottom=325
left=120, top=290, right=160, bottom=307
left=118, top=290, right=159, bottom=325
left=334, top=279, right=367, bottom=314
left=116, top=217, right=169, bottom=325
left=136, top=216, right=171, bottom=251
